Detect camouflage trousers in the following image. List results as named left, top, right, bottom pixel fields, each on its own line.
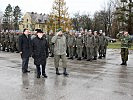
left=86, top=47, right=93, bottom=60
left=98, top=45, right=104, bottom=57
left=5, top=41, right=10, bottom=50
left=121, top=48, right=129, bottom=62
left=54, top=54, right=67, bottom=68
left=1, top=41, right=6, bottom=51
left=103, top=46, right=107, bottom=56
left=9, top=42, right=15, bottom=51
left=82, top=46, right=87, bottom=58
left=93, top=46, right=98, bottom=57
left=68, top=46, right=74, bottom=58
left=76, top=46, right=83, bottom=58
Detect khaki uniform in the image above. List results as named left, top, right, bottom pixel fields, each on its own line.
left=67, top=34, right=75, bottom=59
left=14, top=33, right=19, bottom=52
left=4, top=33, right=10, bottom=51
left=85, top=34, right=95, bottom=60
left=103, top=36, right=108, bottom=57
left=93, top=35, right=99, bottom=59
left=82, top=33, right=87, bottom=59
left=51, top=34, right=67, bottom=68
left=1, top=33, right=6, bottom=51
left=9, top=33, right=15, bottom=52
left=76, top=35, right=83, bottom=59
left=98, top=34, right=106, bottom=58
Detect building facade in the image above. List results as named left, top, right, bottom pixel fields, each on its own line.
left=19, top=12, right=48, bottom=32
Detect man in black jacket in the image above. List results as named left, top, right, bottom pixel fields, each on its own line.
left=32, top=29, right=48, bottom=78
left=19, top=28, right=32, bottom=73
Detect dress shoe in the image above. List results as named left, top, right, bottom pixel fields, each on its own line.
left=42, top=74, right=48, bottom=78
left=25, top=70, right=30, bottom=73
left=37, top=75, right=40, bottom=78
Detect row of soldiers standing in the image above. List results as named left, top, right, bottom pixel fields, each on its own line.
left=0, top=32, right=20, bottom=52
left=0, top=29, right=108, bottom=61
left=47, top=29, right=108, bottom=61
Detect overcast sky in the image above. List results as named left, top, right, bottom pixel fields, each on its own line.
left=0, top=0, right=109, bottom=16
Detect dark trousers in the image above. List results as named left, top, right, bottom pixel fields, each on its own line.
left=22, top=57, right=29, bottom=72
left=36, top=64, right=46, bottom=76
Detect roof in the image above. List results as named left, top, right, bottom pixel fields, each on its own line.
left=26, top=12, right=49, bottom=23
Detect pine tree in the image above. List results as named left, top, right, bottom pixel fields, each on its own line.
left=115, top=0, right=133, bottom=34
left=13, top=6, right=22, bottom=30
left=3, top=4, right=13, bottom=31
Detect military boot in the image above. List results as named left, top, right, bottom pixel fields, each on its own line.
left=63, top=68, right=69, bottom=76
left=93, top=56, right=97, bottom=60
left=56, top=68, right=61, bottom=75
left=124, top=61, right=127, bottom=66
left=120, top=59, right=125, bottom=65
left=77, top=57, right=81, bottom=60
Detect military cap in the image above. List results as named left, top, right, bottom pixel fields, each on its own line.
left=57, top=28, right=62, bottom=32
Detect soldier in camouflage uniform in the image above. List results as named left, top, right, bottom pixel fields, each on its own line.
left=84, top=30, right=95, bottom=61
left=103, top=33, right=108, bottom=58
left=76, top=32, right=83, bottom=60
left=117, top=31, right=131, bottom=66
left=93, top=31, right=99, bottom=60
left=9, top=32, right=15, bottom=52
left=5, top=32, right=10, bottom=52
left=51, top=28, right=69, bottom=76
left=64, top=30, right=69, bottom=57
left=14, top=32, right=20, bottom=53
left=67, top=30, right=75, bottom=60
left=98, top=30, right=106, bottom=59
left=1, top=32, right=6, bottom=51
left=82, top=30, right=87, bottom=59
left=73, top=31, right=78, bottom=58
left=48, top=30, right=55, bottom=57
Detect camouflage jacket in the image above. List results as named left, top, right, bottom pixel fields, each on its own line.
left=67, top=34, right=75, bottom=47
left=51, top=34, right=66, bottom=55
left=84, top=34, right=95, bottom=47
left=117, top=33, right=131, bottom=48
left=76, top=36, right=83, bottom=47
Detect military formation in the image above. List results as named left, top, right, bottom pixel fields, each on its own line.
left=0, top=29, right=108, bottom=61
left=1, top=29, right=132, bottom=66
left=0, top=32, right=20, bottom=52
left=51, top=29, right=108, bottom=61
left=0, top=28, right=132, bottom=79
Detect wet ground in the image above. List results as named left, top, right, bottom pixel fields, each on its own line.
left=0, top=49, right=133, bottom=100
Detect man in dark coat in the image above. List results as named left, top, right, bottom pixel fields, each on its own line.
left=19, top=28, right=32, bottom=73
left=32, top=29, right=48, bottom=78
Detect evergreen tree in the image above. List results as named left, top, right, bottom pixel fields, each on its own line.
left=3, top=4, right=13, bottom=31
left=115, top=0, right=133, bottom=34
left=13, top=6, right=22, bottom=30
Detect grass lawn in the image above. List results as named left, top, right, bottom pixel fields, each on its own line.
left=108, top=41, right=133, bottom=50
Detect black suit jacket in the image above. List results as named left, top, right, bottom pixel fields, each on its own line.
left=19, top=34, right=32, bottom=58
